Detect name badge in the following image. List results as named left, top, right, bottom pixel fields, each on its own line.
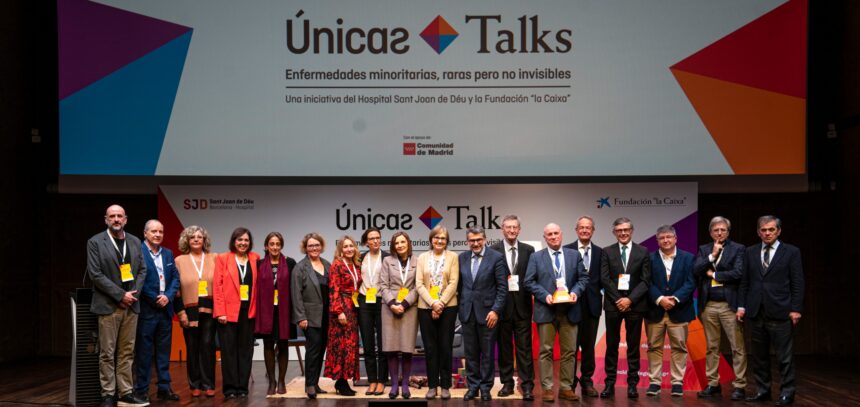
left=430, top=285, right=441, bottom=300
left=508, top=275, right=519, bottom=292
left=555, top=277, right=567, bottom=290
left=710, top=279, right=723, bottom=288
left=618, top=274, right=631, bottom=290
left=274, top=289, right=279, bottom=306
left=120, top=263, right=133, bottom=282
left=352, top=291, right=360, bottom=307
left=365, top=287, right=378, bottom=303
left=396, top=287, right=409, bottom=303
left=159, top=274, right=165, bottom=293
left=240, top=284, right=249, bottom=301
left=198, top=280, right=208, bottom=296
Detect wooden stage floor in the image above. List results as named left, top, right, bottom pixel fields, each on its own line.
left=0, top=355, right=856, bottom=406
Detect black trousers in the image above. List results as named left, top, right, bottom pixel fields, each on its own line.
left=358, top=294, right=388, bottom=382
left=418, top=307, right=458, bottom=388
left=496, top=311, right=534, bottom=391
left=749, top=312, right=796, bottom=396
left=217, top=307, right=254, bottom=395
left=183, top=312, right=216, bottom=390
left=604, top=311, right=644, bottom=387
left=576, top=310, right=601, bottom=387
left=462, top=315, right=498, bottom=394
left=304, top=321, right=328, bottom=387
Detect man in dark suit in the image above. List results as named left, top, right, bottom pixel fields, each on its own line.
left=600, top=217, right=651, bottom=399
left=694, top=216, right=747, bottom=400
left=562, top=216, right=603, bottom=397
left=644, top=225, right=696, bottom=397
left=458, top=226, right=508, bottom=401
left=491, top=215, right=536, bottom=400
left=525, top=223, right=589, bottom=402
left=739, top=216, right=804, bottom=406
left=86, top=205, right=149, bottom=407
left=134, top=220, right=181, bottom=402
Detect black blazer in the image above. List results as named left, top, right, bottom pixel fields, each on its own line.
left=490, top=241, right=535, bottom=321
left=457, top=248, right=508, bottom=325
left=693, top=240, right=745, bottom=313
left=290, top=256, right=332, bottom=328
left=600, top=242, right=651, bottom=313
left=739, top=242, right=804, bottom=320
left=563, top=241, right=603, bottom=318
left=87, top=230, right=147, bottom=315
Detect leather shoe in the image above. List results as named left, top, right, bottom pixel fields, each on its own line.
left=440, top=388, right=451, bottom=400
left=522, top=389, right=535, bottom=401
left=558, top=389, right=579, bottom=401
left=627, top=386, right=639, bottom=398
left=541, top=389, right=555, bottom=402
left=775, top=394, right=795, bottom=406
left=582, top=385, right=599, bottom=397
left=731, top=387, right=746, bottom=400
left=745, top=391, right=771, bottom=402
left=463, top=389, right=479, bottom=401
left=315, top=385, right=328, bottom=394
left=157, top=389, right=180, bottom=401
left=498, top=384, right=515, bottom=397
left=481, top=393, right=492, bottom=401
left=697, top=384, right=722, bottom=398
left=600, top=386, right=615, bottom=398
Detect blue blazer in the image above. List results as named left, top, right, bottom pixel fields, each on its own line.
left=562, top=242, right=604, bottom=318
left=524, top=247, right=589, bottom=324
left=140, top=243, right=180, bottom=317
left=739, top=242, right=804, bottom=320
left=693, top=240, right=745, bottom=313
left=647, top=249, right=696, bottom=323
left=457, top=247, right=508, bottom=325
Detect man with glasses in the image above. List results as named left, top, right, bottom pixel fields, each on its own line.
left=491, top=215, right=536, bottom=400
left=458, top=226, right=508, bottom=401
left=599, top=217, right=651, bottom=399
left=738, top=216, right=804, bottom=406
left=694, top=216, right=747, bottom=400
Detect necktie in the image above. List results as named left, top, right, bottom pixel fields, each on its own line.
left=763, top=244, right=772, bottom=269
left=471, top=255, right=480, bottom=281
left=510, top=247, right=517, bottom=273
left=582, top=246, right=590, bottom=271
left=553, top=251, right=561, bottom=274
left=621, top=245, right=628, bottom=270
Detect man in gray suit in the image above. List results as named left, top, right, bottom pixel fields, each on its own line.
left=524, top=223, right=588, bottom=402
left=87, top=205, right=148, bottom=407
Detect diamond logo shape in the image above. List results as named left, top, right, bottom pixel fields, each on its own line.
left=419, top=206, right=443, bottom=229
left=420, top=15, right=458, bottom=54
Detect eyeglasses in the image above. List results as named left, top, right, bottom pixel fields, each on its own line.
left=613, top=228, right=632, bottom=234
left=306, top=243, right=322, bottom=248
left=432, top=236, right=448, bottom=241
left=468, top=238, right=484, bottom=244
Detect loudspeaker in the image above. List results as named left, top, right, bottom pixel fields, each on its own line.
left=70, top=288, right=102, bottom=406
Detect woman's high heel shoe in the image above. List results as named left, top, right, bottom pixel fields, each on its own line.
left=306, top=386, right=317, bottom=400
left=334, top=379, right=356, bottom=396
left=389, top=388, right=399, bottom=399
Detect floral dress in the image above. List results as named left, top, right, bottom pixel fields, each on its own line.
left=324, top=258, right=362, bottom=380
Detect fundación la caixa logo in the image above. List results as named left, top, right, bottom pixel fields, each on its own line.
left=596, top=196, right=689, bottom=209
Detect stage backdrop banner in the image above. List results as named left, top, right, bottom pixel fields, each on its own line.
left=159, top=182, right=732, bottom=389
left=59, top=0, right=806, bottom=176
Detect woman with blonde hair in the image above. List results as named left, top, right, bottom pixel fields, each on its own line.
left=324, top=236, right=363, bottom=395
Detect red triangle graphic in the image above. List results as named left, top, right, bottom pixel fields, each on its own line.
left=671, top=0, right=807, bottom=98
left=157, top=186, right=186, bottom=254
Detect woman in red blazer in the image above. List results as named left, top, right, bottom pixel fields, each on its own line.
left=213, top=227, right=259, bottom=399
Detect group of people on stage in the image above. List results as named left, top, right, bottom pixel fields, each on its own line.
left=87, top=204, right=804, bottom=407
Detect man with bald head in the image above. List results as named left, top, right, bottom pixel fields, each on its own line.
left=524, top=223, right=588, bottom=402
left=87, top=205, right=149, bottom=407
left=134, top=220, right=180, bottom=402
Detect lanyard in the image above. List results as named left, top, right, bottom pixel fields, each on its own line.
left=551, top=250, right=564, bottom=279
left=107, top=230, right=127, bottom=262
left=398, top=258, right=411, bottom=285
left=236, top=256, right=248, bottom=281
left=429, top=252, right=445, bottom=286
left=365, top=252, right=380, bottom=287
left=344, top=260, right=359, bottom=291
left=191, top=253, right=205, bottom=279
